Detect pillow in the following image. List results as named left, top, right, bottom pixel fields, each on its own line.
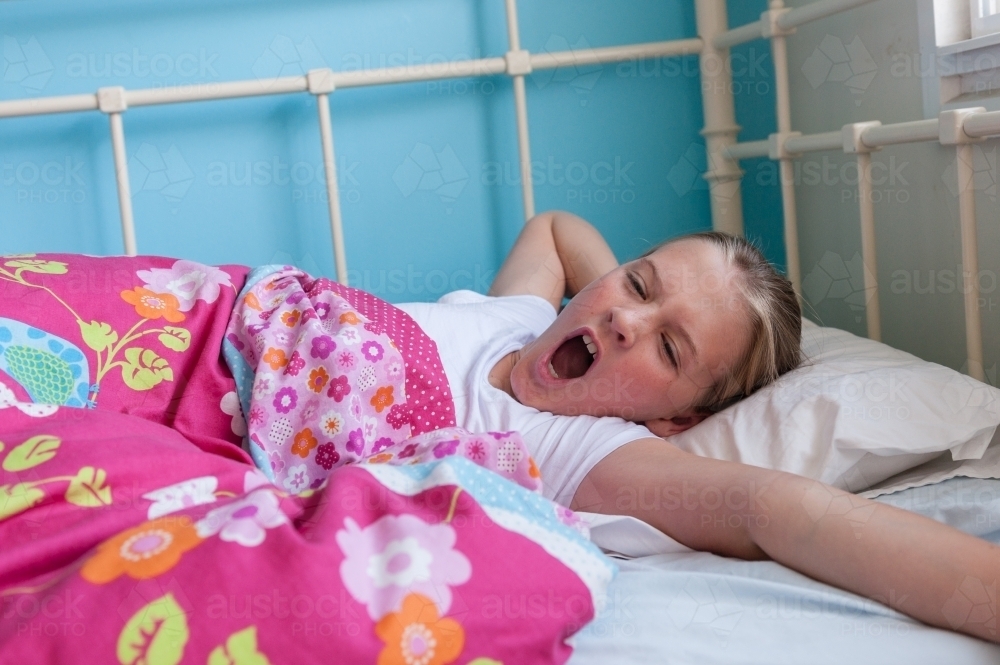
left=667, top=319, right=1000, bottom=492
left=0, top=253, right=250, bottom=460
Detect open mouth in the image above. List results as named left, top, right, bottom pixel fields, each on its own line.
left=548, top=333, right=598, bottom=380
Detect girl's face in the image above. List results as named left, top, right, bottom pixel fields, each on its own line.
left=509, top=239, right=752, bottom=436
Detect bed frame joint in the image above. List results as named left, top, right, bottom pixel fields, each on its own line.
left=939, top=108, right=986, bottom=145
left=842, top=121, right=881, bottom=154
left=307, top=68, right=336, bottom=95
left=97, top=86, right=128, bottom=114
left=768, top=131, right=801, bottom=160
left=760, top=8, right=795, bottom=39
left=505, top=50, right=533, bottom=77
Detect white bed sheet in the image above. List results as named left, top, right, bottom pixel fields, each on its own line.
left=569, top=478, right=1000, bottom=664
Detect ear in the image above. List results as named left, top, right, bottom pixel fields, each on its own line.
left=643, top=410, right=710, bottom=438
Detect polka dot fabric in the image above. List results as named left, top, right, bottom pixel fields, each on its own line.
left=311, top=278, right=456, bottom=436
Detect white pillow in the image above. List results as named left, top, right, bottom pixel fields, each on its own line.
left=666, top=320, right=1000, bottom=492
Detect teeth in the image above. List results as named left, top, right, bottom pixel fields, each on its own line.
left=548, top=361, right=560, bottom=379
left=581, top=334, right=597, bottom=358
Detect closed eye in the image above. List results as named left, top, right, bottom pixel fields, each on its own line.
left=627, top=272, right=646, bottom=299
left=662, top=336, right=678, bottom=369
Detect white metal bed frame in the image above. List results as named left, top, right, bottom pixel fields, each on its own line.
left=0, top=0, right=995, bottom=382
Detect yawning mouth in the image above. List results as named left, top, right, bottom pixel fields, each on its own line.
left=548, top=332, right=598, bottom=380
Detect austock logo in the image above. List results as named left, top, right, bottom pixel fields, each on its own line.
left=801, top=35, right=877, bottom=105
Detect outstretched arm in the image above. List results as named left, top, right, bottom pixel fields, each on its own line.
left=489, top=210, right=618, bottom=311
left=574, top=438, right=1000, bottom=643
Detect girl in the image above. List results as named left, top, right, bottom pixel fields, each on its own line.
left=398, top=209, right=999, bottom=644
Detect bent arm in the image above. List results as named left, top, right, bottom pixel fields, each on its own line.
left=489, top=210, right=618, bottom=311
left=574, top=438, right=1000, bottom=643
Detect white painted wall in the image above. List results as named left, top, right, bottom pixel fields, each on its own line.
left=783, top=0, right=999, bottom=382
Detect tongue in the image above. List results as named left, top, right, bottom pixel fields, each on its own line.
left=552, top=335, right=593, bottom=379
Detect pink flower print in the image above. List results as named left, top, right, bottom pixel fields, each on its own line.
left=361, top=340, right=384, bottom=363
left=327, top=375, right=351, bottom=402
left=268, top=451, right=285, bottom=474
left=136, top=259, right=232, bottom=311
left=554, top=505, right=589, bottom=537
left=283, top=465, right=310, bottom=493
left=284, top=351, right=306, bottom=377
left=385, top=359, right=402, bottom=379
left=337, top=328, right=361, bottom=346
left=315, top=302, right=331, bottom=320
left=349, top=394, right=362, bottom=422
left=273, top=387, right=298, bottom=414
left=315, top=442, right=340, bottom=470
left=311, top=335, right=336, bottom=359
left=226, top=333, right=245, bottom=352
left=464, top=439, right=486, bottom=463
left=273, top=330, right=292, bottom=346
left=301, top=399, right=319, bottom=423
left=248, top=406, right=267, bottom=427
left=362, top=416, right=378, bottom=443
left=252, top=374, right=275, bottom=400
left=286, top=291, right=305, bottom=305
left=386, top=403, right=409, bottom=430
left=301, top=308, right=317, bottom=324
left=336, top=514, right=472, bottom=621
left=372, top=437, right=393, bottom=454
left=195, top=489, right=288, bottom=547
left=433, top=439, right=460, bottom=459
left=346, top=429, right=365, bottom=455
left=337, top=351, right=356, bottom=370
left=246, top=323, right=268, bottom=336
left=497, top=440, right=523, bottom=474
left=398, top=444, right=418, bottom=459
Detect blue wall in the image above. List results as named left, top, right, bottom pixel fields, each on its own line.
left=0, top=0, right=780, bottom=301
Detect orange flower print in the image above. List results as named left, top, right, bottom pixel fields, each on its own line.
left=308, top=367, right=330, bottom=393
left=262, top=347, right=288, bottom=370
left=528, top=457, right=541, bottom=479
left=339, top=311, right=360, bottom=325
left=291, top=428, right=319, bottom=458
left=120, top=287, right=185, bottom=323
left=281, top=310, right=301, bottom=327
left=81, top=516, right=202, bottom=584
left=367, top=453, right=394, bottom=464
left=244, top=292, right=262, bottom=311
left=376, top=593, right=464, bottom=665
left=371, top=386, right=394, bottom=413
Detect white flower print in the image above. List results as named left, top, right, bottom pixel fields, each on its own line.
left=349, top=394, right=362, bottom=422
left=319, top=411, right=344, bottom=437
left=142, top=476, right=218, bottom=519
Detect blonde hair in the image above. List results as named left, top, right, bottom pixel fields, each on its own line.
left=643, top=231, right=802, bottom=413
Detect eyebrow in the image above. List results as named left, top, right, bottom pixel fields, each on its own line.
left=638, top=257, right=700, bottom=366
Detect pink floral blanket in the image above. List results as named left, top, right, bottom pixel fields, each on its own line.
left=0, top=255, right=614, bottom=664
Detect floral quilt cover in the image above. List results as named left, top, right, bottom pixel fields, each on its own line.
left=0, top=254, right=614, bottom=664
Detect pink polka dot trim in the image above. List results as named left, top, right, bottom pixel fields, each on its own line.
left=310, top=279, right=456, bottom=435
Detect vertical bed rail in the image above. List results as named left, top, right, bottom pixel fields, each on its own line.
left=843, top=122, right=882, bottom=341
left=308, top=69, right=349, bottom=285
left=98, top=87, right=138, bottom=256
left=694, top=0, right=745, bottom=236
left=941, top=108, right=988, bottom=382
left=504, top=0, right=536, bottom=221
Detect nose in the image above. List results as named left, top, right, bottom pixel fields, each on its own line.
left=608, top=305, right=645, bottom=349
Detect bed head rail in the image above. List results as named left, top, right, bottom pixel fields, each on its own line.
left=0, top=0, right=994, bottom=382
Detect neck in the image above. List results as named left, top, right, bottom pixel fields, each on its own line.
left=489, top=348, right=521, bottom=399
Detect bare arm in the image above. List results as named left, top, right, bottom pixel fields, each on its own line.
left=574, top=438, right=1000, bottom=643
left=488, top=210, right=618, bottom=311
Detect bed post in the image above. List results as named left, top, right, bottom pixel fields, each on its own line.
left=695, top=0, right=745, bottom=237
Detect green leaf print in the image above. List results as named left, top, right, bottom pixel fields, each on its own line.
left=79, top=320, right=119, bottom=352
left=2, top=434, right=60, bottom=472
left=158, top=327, right=191, bottom=353
left=0, top=483, right=46, bottom=521
left=120, top=348, right=174, bottom=390
left=117, top=593, right=189, bottom=665
left=207, top=626, right=272, bottom=665
left=65, top=466, right=112, bottom=507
